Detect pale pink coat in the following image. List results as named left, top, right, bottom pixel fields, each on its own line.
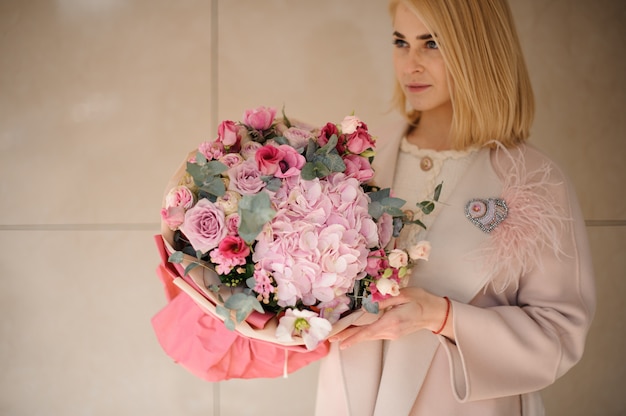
left=315, top=124, right=596, bottom=415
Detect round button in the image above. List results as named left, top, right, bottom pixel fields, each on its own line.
left=420, top=156, right=433, bottom=171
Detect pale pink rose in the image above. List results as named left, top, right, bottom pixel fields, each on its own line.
left=161, top=206, right=185, bottom=231
left=243, top=106, right=276, bottom=130
left=179, top=199, right=227, bottom=254
left=375, top=277, right=400, bottom=297
left=164, top=185, right=194, bottom=210
left=340, top=115, right=361, bottom=134
left=377, top=212, right=394, bottom=248
left=215, top=190, right=241, bottom=215
left=217, top=120, right=241, bottom=147
left=343, top=154, right=374, bottom=182
left=365, top=248, right=387, bottom=276
left=227, top=159, right=266, bottom=195
left=388, top=249, right=409, bottom=268
left=218, top=153, right=244, bottom=169
left=275, top=308, right=332, bottom=351
left=408, top=240, right=431, bottom=261
left=240, top=141, right=263, bottom=160
left=225, top=213, right=240, bottom=235
left=197, top=141, right=224, bottom=161
left=283, top=127, right=313, bottom=150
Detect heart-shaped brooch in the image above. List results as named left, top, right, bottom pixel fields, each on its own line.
left=465, top=198, right=508, bottom=233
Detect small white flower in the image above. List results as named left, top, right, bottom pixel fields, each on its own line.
left=276, top=309, right=332, bottom=351
left=408, top=240, right=431, bottom=261
left=387, top=248, right=409, bottom=268
left=375, top=277, right=400, bottom=297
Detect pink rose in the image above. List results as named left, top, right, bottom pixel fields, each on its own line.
left=377, top=213, right=394, bottom=248
left=345, top=125, right=374, bottom=155
left=218, top=153, right=244, bottom=169
left=164, top=185, right=194, bottom=210
left=161, top=206, right=185, bottom=231
left=317, top=122, right=339, bottom=147
left=227, top=159, right=266, bottom=195
left=340, top=115, right=361, bottom=134
left=197, top=141, right=224, bottom=161
left=179, top=199, right=227, bottom=254
left=365, top=248, right=388, bottom=276
left=243, top=106, right=276, bottom=130
left=283, top=127, right=313, bottom=150
left=343, top=154, right=374, bottom=182
left=225, top=213, right=240, bottom=235
left=217, top=120, right=241, bottom=148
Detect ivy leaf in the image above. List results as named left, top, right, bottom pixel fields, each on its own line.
left=237, top=192, right=276, bottom=244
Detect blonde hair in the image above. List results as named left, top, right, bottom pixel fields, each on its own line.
left=389, top=0, right=534, bottom=149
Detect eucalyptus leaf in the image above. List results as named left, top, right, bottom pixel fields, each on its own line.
left=317, top=134, right=338, bottom=154
left=200, top=176, right=226, bottom=197
left=272, top=136, right=289, bottom=146
left=168, top=251, right=184, bottom=264
left=238, top=192, right=276, bottom=244
left=433, top=183, right=442, bottom=201
left=362, top=296, right=380, bottom=314
left=184, top=262, right=200, bottom=276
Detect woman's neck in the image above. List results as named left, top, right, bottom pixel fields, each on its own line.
left=406, top=107, right=453, bottom=151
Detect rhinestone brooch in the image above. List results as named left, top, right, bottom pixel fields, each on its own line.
left=465, top=198, right=508, bottom=233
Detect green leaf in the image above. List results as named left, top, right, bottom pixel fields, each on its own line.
left=199, top=176, right=226, bottom=198
left=238, top=192, right=276, bottom=244
left=418, top=200, right=436, bottom=215
left=317, top=134, right=338, bottom=155
left=433, top=182, right=443, bottom=201
left=168, top=251, right=184, bottom=264
left=184, top=262, right=200, bottom=276
left=195, top=151, right=207, bottom=165
left=362, top=296, right=379, bottom=314
left=224, top=293, right=265, bottom=323
left=281, top=105, right=291, bottom=128
left=320, top=153, right=346, bottom=173
left=272, top=136, right=289, bottom=146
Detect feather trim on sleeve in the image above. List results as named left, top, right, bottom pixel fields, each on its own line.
left=477, top=143, right=571, bottom=293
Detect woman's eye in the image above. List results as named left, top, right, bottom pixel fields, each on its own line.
left=392, top=38, right=409, bottom=48
left=425, top=40, right=438, bottom=49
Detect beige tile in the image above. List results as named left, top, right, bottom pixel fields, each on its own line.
left=216, top=0, right=399, bottom=134
left=0, top=230, right=215, bottom=415
left=0, top=1, right=213, bottom=225
left=510, top=0, right=626, bottom=220
left=542, top=225, right=626, bottom=415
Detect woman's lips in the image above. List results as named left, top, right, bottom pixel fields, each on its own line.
left=406, top=83, right=430, bottom=93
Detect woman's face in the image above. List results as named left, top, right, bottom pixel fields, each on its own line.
left=392, top=4, right=452, bottom=117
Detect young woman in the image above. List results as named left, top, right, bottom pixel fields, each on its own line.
left=315, top=1, right=595, bottom=414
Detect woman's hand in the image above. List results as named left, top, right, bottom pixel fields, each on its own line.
left=329, top=287, right=454, bottom=349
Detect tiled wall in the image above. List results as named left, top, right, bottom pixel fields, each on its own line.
left=0, top=1, right=623, bottom=415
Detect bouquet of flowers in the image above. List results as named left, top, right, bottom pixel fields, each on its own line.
left=159, top=106, right=437, bottom=353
